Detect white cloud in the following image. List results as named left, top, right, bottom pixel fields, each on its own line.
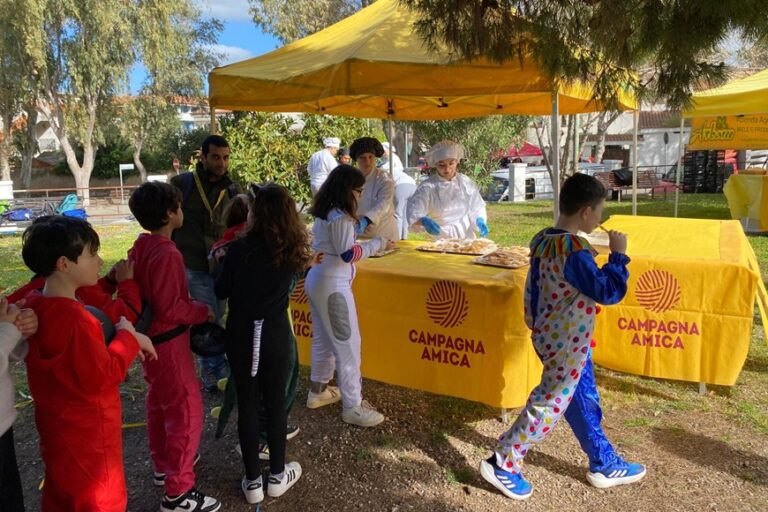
left=211, top=44, right=254, bottom=64
left=197, top=0, right=252, bottom=22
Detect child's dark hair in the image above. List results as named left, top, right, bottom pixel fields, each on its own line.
left=246, top=183, right=310, bottom=273
left=129, top=181, right=182, bottom=231
left=22, top=216, right=100, bottom=277
left=311, top=164, right=365, bottom=221
left=559, top=173, right=606, bottom=216
left=223, top=194, right=249, bottom=228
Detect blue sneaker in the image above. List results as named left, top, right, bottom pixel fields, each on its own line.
left=587, top=458, right=646, bottom=489
left=479, top=456, right=533, bottom=500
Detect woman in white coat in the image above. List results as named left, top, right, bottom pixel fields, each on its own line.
left=349, top=137, right=399, bottom=242
left=379, top=142, right=416, bottom=240
left=406, top=140, right=489, bottom=239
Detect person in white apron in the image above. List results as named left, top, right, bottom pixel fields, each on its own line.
left=349, top=137, right=399, bottom=242
left=406, top=140, right=489, bottom=239
left=379, top=142, right=416, bottom=240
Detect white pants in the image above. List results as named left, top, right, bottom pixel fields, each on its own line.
left=394, top=183, right=416, bottom=240
left=305, top=262, right=362, bottom=409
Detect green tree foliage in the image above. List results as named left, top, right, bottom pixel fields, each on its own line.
left=10, top=0, right=220, bottom=203
left=221, top=112, right=382, bottom=206
left=412, top=116, right=528, bottom=188
left=402, top=0, right=768, bottom=109
left=250, top=0, right=374, bottom=44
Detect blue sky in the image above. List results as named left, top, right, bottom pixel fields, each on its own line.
left=129, top=0, right=280, bottom=93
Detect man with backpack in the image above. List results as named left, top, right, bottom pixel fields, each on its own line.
left=171, top=135, right=239, bottom=392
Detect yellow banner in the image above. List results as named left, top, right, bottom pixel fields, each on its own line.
left=290, top=219, right=760, bottom=407
left=689, top=115, right=768, bottom=150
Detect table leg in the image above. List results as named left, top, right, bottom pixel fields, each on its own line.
left=500, top=408, right=509, bottom=423
left=698, top=382, right=707, bottom=396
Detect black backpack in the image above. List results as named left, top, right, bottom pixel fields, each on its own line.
left=128, top=301, right=187, bottom=346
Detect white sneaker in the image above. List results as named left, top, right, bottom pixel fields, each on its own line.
left=241, top=476, right=264, bottom=504
left=342, top=400, right=385, bottom=427
left=306, top=386, right=341, bottom=409
left=160, top=488, right=220, bottom=512
left=267, top=461, right=302, bottom=498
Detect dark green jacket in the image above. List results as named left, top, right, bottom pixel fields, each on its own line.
left=171, top=165, right=239, bottom=271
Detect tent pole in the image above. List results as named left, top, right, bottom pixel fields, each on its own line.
left=573, top=114, right=579, bottom=174
left=387, top=100, right=394, bottom=176
left=675, top=116, right=684, bottom=217
left=632, top=108, right=639, bottom=215
left=551, top=95, right=560, bottom=222
left=210, top=105, right=217, bottom=135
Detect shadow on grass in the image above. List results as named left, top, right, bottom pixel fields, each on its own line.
left=651, top=426, right=768, bottom=486
left=594, top=373, right=679, bottom=401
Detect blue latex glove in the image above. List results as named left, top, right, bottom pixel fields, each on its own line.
left=355, top=216, right=370, bottom=236
left=476, top=217, right=489, bottom=237
left=421, top=216, right=441, bottom=236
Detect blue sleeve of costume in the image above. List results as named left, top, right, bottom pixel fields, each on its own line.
left=563, top=251, right=630, bottom=305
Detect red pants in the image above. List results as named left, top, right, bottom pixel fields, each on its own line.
left=142, top=335, right=203, bottom=496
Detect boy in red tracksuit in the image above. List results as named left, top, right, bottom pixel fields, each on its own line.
left=20, top=216, right=157, bottom=512
left=128, top=182, right=221, bottom=512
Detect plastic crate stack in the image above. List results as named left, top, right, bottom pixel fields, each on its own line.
left=682, top=150, right=728, bottom=193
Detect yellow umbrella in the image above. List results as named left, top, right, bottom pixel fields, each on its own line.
left=208, top=0, right=636, bottom=120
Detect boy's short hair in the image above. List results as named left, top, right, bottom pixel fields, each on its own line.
left=201, top=135, right=229, bottom=156
left=129, top=181, right=182, bottom=231
left=559, top=173, right=606, bottom=215
left=22, top=216, right=100, bottom=277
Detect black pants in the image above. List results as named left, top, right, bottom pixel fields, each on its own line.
left=0, top=427, right=25, bottom=512
left=226, top=312, right=291, bottom=480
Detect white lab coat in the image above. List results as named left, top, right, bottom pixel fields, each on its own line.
left=378, top=153, right=415, bottom=187
left=406, top=173, right=487, bottom=239
left=308, top=148, right=339, bottom=195
left=356, top=168, right=398, bottom=241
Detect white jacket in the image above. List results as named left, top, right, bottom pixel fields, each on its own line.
left=378, top=153, right=415, bottom=187
left=406, top=173, right=487, bottom=239
left=0, top=322, right=26, bottom=436
left=308, top=148, right=339, bottom=195
left=357, top=168, right=399, bottom=241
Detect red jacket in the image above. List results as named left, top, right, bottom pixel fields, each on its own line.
left=128, top=233, right=209, bottom=338
left=8, top=276, right=141, bottom=324
left=24, top=293, right=139, bottom=511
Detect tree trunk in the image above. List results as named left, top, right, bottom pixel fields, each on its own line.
left=595, top=111, right=622, bottom=163
left=0, top=113, right=13, bottom=182
left=20, top=110, right=37, bottom=189
left=133, top=142, right=147, bottom=182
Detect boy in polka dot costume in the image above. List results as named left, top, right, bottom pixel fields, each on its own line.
left=480, top=173, right=646, bottom=500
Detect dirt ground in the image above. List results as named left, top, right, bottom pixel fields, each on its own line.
left=12, top=358, right=768, bottom=512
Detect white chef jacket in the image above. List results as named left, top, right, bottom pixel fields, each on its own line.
left=378, top=153, right=415, bottom=187
left=356, top=168, right=399, bottom=241
left=406, top=173, right=487, bottom=239
left=308, top=148, right=339, bottom=195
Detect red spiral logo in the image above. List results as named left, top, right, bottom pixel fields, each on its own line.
left=635, top=270, right=681, bottom=313
left=290, top=278, right=308, bottom=304
left=426, top=280, right=469, bottom=328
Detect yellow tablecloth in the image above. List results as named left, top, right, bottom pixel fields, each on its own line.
left=594, top=215, right=765, bottom=386
left=290, top=217, right=765, bottom=407
left=290, top=242, right=543, bottom=408
left=723, top=174, right=768, bottom=232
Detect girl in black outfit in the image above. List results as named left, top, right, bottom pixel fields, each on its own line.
left=214, top=183, right=311, bottom=505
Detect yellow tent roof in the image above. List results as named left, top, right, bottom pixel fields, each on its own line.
left=209, top=0, right=636, bottom=120
left=684, top=68, right=768, bottom=118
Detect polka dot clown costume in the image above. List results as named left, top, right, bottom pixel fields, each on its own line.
left=480, top=228, right=646, bottom=500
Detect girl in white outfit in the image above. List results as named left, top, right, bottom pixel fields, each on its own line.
left=305, top=164, right=395, bottom=428
left=407, top=140, right=489, bottom=239
left=349, top=137, right=399, bottom=242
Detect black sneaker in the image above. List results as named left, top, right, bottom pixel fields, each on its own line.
left=286, top=424, right=300, bottom=441
left=160, top=488, right=220, bottom=512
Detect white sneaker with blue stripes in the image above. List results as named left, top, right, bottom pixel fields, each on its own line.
left=587, top=458, right=646, bottom=488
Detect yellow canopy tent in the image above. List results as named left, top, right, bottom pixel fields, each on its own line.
left=208, top=0, right=638, bottom=217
